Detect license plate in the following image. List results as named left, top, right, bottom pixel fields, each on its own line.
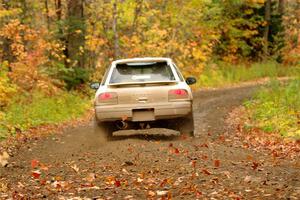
left=132, top=109, right=155, bottom=122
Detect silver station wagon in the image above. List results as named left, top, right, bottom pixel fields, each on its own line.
left=91, top=57, right=196, bottom=136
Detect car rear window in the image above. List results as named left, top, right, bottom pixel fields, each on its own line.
left=109, top=62, right=176, bottom=84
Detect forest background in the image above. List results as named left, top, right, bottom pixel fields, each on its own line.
left=0, top=0, right=299, bottom=139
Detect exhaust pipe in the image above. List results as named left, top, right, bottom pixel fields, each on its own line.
left=116, top=120, right=128, bottom=130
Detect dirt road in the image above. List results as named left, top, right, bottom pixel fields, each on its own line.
left=1, top=85, right=299, bottom=199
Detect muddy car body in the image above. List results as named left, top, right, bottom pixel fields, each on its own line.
left=91, top=57, right=196, bottom=136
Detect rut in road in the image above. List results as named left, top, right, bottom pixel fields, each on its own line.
left=1, top=85, right=299, bottom=199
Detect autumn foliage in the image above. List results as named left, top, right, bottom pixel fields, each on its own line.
left=0, top=0, right=299, bottom=138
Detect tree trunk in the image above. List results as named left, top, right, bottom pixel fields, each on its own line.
left=1, top=1, right=13, bottom=67
left=66, top=0, right=85, bottom=68
left=296, top=0, right=300, bottom=49
left=20, top=0, right=28, bottom=23
left=278, top=0, right=285, bottom=14
left=113, top=1, right=120, bottom=59
left=55, top=0, right=62, bottom=21
left=45, top=0, right=50, bottom=30
left=131, top=0, right=143, bottom=35
left=263, top=0, right=271, bottom=58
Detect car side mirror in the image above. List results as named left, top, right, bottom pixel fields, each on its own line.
left=185, top=77, right=197, bottom=85
left=90, top=82, right=100, bottom=90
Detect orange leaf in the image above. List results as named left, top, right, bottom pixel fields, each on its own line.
left=31, top=159, right=39, bottom=168
left=202, top=169, right=211, bottom=175
left=191, top=160, right=196, bottom=168
left=214, top=160, right=220, bottom=167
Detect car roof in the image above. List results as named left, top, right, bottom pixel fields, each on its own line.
left=112, top=57, right=172, bottom=65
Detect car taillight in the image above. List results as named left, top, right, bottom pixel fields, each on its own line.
left=168, top=89, right=189, bottom=101
left=97, top=92, right=118, bottom=105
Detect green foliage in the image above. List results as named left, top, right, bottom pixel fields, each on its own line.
left=47, top=63, right=90, bottom=90
left=245, top=79, right=300, bottom=139
left=214, top=1, right=265, bottom=62
left=197, top=61, right=300, bottom=88
left=0, top=91, right=90, bottom=140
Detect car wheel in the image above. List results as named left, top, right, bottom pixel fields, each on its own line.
left=170, top=113, right=195, bottom=137
left=93, top=118, right=114, bottom=138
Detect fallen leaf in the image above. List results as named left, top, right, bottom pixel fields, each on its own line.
left=196, top=191, right=202, bottom=197
left=202, top=169, right=211, bottom=175
left=137, top=177, right=143, bottom=183
left=148, top=191, right=155, bottom=197
left=71, top=164, right=79, bottom=173
left=84, top=173, right=96, bottom=183
left=40, top=163, right=49, bottom=171
left=115, top=180, right=121, bottom=187
left=214, top=160, right=220, bottom=167
left=0, top=152, right=9, bottom=167
left=122, top=168, right=129, bottom=174
left=105, top=176, right=116, bottom=185
left=0, top=182, right=8, bottom=192
left=156, top=190, right=168, bottom=196
left=244, top=175, right=252, bottom=183
left=200, top=143, right=209, bottom=148
left=190, top=160, right=196, bottom=168
left=122, top=161, right=134, bottom=166
left=174, top=176, right=184, bottom=186
left=31, top=159, right=39, bottom=168
left=39, top=179, right=47, bottom=185
left=246, top=155, right=253, bottom=161
left=32, top=170, right=41, bottom=179
left=78, top=186, right=100, bottom=191
left=124, top=195, right=134, bottom=199
left=223, top=171, right=231, bottom=178
left=252, top=162, right=259, bottom=170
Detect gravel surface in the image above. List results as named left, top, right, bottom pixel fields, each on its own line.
left=0, top=85, right=299, bottom=199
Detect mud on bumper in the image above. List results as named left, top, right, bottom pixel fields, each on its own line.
left=95, top=101, right=192, bottom=122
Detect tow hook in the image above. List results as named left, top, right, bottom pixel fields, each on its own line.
left=139, top=123, right=151, bottom=129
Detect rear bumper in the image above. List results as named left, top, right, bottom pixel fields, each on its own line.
left=95, top=101, right=192, bottom=122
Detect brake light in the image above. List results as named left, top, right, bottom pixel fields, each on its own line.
left=97, top=92, right=118, bottom=105
left=99, top=93, right=112, bottom=100
left=168, top=89, right=189, bottom=101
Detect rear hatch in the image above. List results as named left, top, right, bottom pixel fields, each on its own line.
left=108, top=61, right=177, bottom=105
left=109, top=81, right=177, bottom=105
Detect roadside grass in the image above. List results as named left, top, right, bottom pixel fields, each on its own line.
left=244, top=79, right=300, bottom=139
left=0, top=91, right=90, bottom=140
left=197, top=61, right=300, bottom=88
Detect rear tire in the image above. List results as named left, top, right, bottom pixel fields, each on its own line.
left=169, top=113, right=195, bottom=137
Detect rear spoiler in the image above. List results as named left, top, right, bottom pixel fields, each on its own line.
left=108, top=81, right=178, bottom=87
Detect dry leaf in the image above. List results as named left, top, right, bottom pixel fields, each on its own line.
left=0, top=152, right=9, bottom=167
left=202, top=169, right=211, bottom=175
left=214, top=160, right=220, bottom=167
left=244, top=175, right=252, bottom=183
left=84, top=173, right=96, bottom=183
left=71, top=164, right=79, bottom=173
left=148, top=190, right=155, bottom=197
left=156, top=190, right=168, bottom=196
